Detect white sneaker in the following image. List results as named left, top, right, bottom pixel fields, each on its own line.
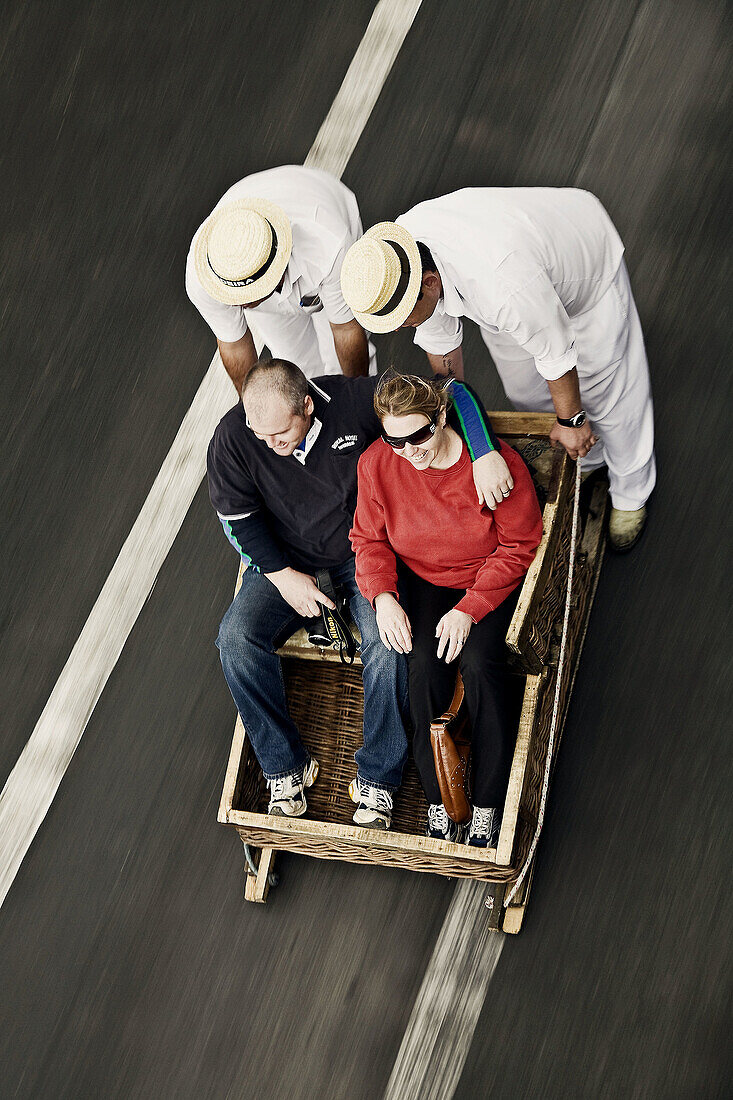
left=467, top=806, right=500, bottom=848
left=267, top=758, right=319, bottom=817
left=349, top=776, right=392, bottom=829
left=426, top=803, right=465, bottom=843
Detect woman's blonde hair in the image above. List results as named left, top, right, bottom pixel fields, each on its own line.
left=374, top=368, right=452, bottom=422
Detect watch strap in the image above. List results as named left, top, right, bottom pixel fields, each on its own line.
left=557, top=410, right=586, bottom=428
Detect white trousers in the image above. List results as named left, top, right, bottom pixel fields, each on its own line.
left=246, top=298, right=377, bottom=377
left=482, top=260, right=656, bottom=510
left=242, top=196, right=376, bottom=378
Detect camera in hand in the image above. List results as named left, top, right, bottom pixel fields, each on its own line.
left=306, top=570, right=358, bottom=664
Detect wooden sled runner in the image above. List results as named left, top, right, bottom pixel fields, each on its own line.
left=218, top=412, right=608, bottom=932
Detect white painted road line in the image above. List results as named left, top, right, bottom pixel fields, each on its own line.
left=0, top=0, right=425, bottom=910
left=305, top=0, right=423, bottom=178
left=384, top=881, right=505, bottom=1100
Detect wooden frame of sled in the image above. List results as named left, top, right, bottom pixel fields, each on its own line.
left=218, top=411, right=608, bottom=933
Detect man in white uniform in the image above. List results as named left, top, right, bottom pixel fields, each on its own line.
left=339, top=189, right=656, bottom=550
left=186, top=165, right=374, bottom=389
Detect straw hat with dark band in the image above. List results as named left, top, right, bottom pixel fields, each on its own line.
left=194, top=197, right=293, bottom=305
left=340, top=222, right=422, bottom=333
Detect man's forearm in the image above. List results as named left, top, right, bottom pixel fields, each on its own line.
left=331, top=320, right=369, bottom=377
left=427, top=345, right=464, bottom=380
left=220, top=512, right=289, bottom=573
left=217, top=330, right=258, bottom=393
left=547, top=369, right=583, bottom=419
left=547, top=368, right=598, bottom=458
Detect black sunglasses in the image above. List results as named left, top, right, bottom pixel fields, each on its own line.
left=381, top=412, right=439, bottom=450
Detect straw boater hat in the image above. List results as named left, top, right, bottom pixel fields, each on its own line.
left=340, top=222, right=422, bottom=333
left=193, top=197, right=293, bottom=305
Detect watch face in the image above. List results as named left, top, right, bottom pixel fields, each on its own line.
left=573, top=412, right=586, bottom=427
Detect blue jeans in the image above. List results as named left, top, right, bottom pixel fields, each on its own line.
left=216, top=557, right=409, bottom=789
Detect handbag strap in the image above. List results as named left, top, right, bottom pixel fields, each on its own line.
left=436, top=671, right=465, bottom=724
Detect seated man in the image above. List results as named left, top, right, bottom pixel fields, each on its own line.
left=207, top=359, right=509, bottom=830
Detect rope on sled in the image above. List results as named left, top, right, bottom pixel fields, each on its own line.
left=502, top=458, right=583, bottom=909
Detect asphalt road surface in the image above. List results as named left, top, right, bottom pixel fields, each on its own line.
left=1, top=1, right=731, bottom=1097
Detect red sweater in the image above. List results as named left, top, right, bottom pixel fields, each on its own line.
left=350, top=439, right=543, bottom=622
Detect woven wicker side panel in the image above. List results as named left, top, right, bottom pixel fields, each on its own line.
left=511, top=436, right=554, bottom=508
left=233, top=826, right=502, bottom=882
left=517, top=519, right=597, bottom=836
left=520, top=472, right=575, bottom=667
left=233, top=660, right=430, bottom=836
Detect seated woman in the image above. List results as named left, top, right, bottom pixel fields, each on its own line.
left=350, top=372, right=543, bottom=847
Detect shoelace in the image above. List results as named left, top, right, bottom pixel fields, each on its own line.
left=357, top=780, right=392, bottom=812
left=470, top=807, right=495, bottom=835
left=269, top=773, right=299, bottom=801
left=427, top=804, right=449, bottom=832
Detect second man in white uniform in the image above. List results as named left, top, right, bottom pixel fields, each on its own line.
left=186, top=165, right=375, bottom=389
left=340, top=188, right=655, bottom=550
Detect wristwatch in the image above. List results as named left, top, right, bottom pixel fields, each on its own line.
left=556, top=409, right=587, bottom=428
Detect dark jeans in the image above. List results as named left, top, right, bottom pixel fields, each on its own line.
left=400, top=568, right=522, bottom=807
left=216, top=557, right=409, bottom=789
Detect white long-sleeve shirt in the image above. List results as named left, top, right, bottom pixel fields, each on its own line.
left=186, top=165, right=361, bottom=342
left=397, top=187, right=625, bottom=381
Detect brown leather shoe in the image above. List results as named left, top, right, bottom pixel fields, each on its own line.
left=609, top=505, right=647, bottom=552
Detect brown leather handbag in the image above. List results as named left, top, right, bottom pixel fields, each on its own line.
left=430, top=672, right=472, bottom=824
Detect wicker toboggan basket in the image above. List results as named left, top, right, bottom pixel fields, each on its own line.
left=218, top=413, right=608, bottom=932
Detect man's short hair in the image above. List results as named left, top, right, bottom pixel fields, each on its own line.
left=417, top=240, right=438, bottom=274
left=241, top=359, right=309, bottom=416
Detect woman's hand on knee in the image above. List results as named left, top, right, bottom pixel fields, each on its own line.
left=374, top=593, right=413, bottom=654
left=436, top=609, right=473, bottom=663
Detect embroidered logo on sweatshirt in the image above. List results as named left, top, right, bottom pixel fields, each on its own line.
left=331, top=434, right=358, bottom=451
